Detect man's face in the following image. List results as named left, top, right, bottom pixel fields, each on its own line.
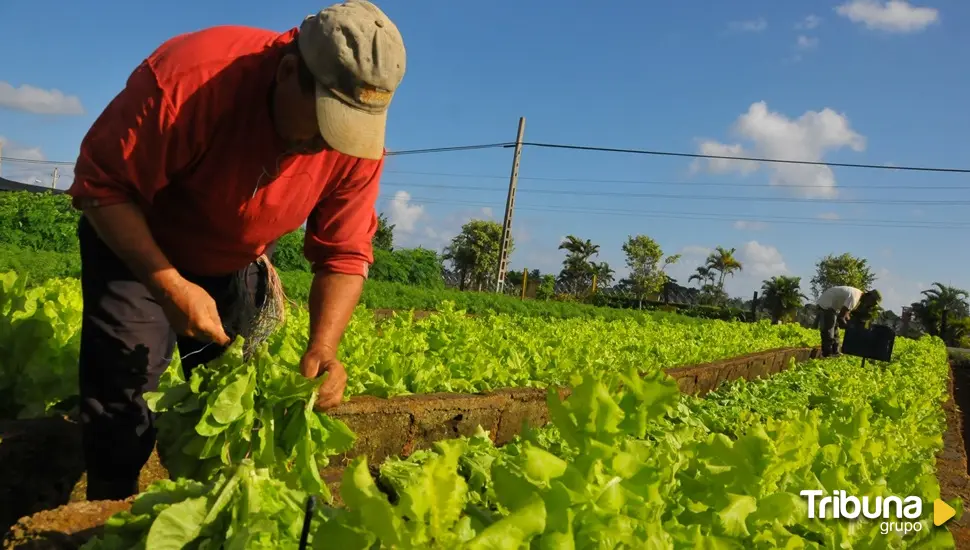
left=272, top=54, right=328, bottom=154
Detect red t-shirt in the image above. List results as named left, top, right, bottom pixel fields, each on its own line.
left=68, top=25, right=380, bottom=278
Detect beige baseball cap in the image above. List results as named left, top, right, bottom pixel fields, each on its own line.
left=298, top=1, right=406, bottom=160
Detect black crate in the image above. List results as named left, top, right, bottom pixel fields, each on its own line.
left=842, top=324, right=895, bottom=362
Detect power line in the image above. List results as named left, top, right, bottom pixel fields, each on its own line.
left=383, top=169, right=970, bottom=191
left=0, top=143, right=514, bottom=166
left=385, top=143, right=513, bottom=156
left=0, top=157, right=75, bottom=166
left=377, top=194, right=970, bottom=230
left=5, top=138, right=967, bottom=175
left=519, top=141, right=970, bottom=174
left=379, top=181, right=970, bottom=206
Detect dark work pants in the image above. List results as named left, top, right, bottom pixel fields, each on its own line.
left=816, top=307, right=840, bottom=357
left=77, top=217, right=266, bottom=501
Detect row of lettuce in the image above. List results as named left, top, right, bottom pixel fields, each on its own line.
left=0, top=270, right=818, bottom=420
left=87, top=326, right=959, bottom=547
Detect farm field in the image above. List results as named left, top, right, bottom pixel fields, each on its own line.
left=0, top=269, right=964, bottom=548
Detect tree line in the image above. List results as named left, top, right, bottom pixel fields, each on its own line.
left=434, top=217, right=970, bottom=340
left=2, top=191, right=965, bottom=344
left=436, top=218, right=868, bottom=312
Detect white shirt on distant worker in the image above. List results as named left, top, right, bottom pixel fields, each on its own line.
left=816, top=286, right=864, bottom=312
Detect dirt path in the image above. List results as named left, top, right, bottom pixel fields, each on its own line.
left=941, top=363, right=970, bottom=548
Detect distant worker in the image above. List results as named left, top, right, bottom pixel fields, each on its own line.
left=66, top=1, right=406, bottom=501
left=815, top=286, right=882, bottom=357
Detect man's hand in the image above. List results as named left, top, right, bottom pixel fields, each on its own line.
left=82, top=203, right=230, bottom=344
left=154, top=274, right=231, bottom=345
left=300, top=346, right=347, bottom=410
left=303, top=272, right=363, bottom=411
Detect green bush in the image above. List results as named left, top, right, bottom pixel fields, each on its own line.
left=270, top=229, right=444, bottom=288
left=369, top=248, right=443, bottom=288
left=589, top=290, right=747, bottom=322
left=0, top=244, right=81, bottom=284
left=0, top=191, right=80, bottom=253
left=269, top=230, right=311, bottom=272
left=535, top=275, right=555, bottom=300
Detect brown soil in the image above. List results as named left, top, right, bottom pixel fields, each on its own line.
left=0, top=417, right=83, bottom=540
left=2, top=500, right=131, bottom=550
left=0, top=413, right=169, bottom=543
left=3, top=475, right=344, bottom=549
left=67, top=449, right=169, bottom=504
left=944, top=363, right=970, bottom=548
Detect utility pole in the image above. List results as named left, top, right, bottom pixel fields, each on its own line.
left=520, top=267, right=528, bottom=300
left=495, top=117, right=526, bottom=293
left=51, top=167, right=59, bottom=190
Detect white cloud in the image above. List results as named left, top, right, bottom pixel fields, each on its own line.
left=0, top=136, right=72, bottom=189
left=835, top=0, right=939, bottom=33
left=818, top=212, right=841, bottom=220
left=481, top=207, right=494, bottom=219
left=733, top=220, right=768, bottom=230
left=0, top=136, right=43, bottom=162
left=691, top=141, right=759, bottom=175
left=387, top=191, right=425, bottom=233
left=0, top=82, right=84, bottom=115
left=692, top=101, right=866, bottom=199
left=728, top=18, right=768, bottom=32
left=796, top=15, right=823, bottom=29
left=739, top=241, right=788, bottom=277
left=796, top=35, right=820, bottom=51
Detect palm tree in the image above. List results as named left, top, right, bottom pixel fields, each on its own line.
left=921, top=283, right=970, bottom=317
left=558, top=236, right=600, bottom=262
left=914, top=283, right=970, bottom=343
left=558, top=235, right=601, bottom=295
left=706, top=246, right=743, bottom=292
left=687, top=265, right=720, bottom=305
left=760, top=276, right=808, bottom=324
left=591, top=261, right=614, bottom=289
left=688, top=266, right=715, bottom=288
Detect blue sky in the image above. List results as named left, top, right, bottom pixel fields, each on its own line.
left=1, top=0, right=967, bottom=312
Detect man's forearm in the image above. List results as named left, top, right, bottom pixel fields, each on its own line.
left=83, top=202, right=181, bottom=293
left=307, top=271, right=365, bottom=358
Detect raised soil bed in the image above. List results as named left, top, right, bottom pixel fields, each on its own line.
left=1, top=345, right=818, bottom=545
left=944, top=362, right=970, bottom=549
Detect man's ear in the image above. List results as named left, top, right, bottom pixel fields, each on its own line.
left=276, top=53, right=299, bottom=85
